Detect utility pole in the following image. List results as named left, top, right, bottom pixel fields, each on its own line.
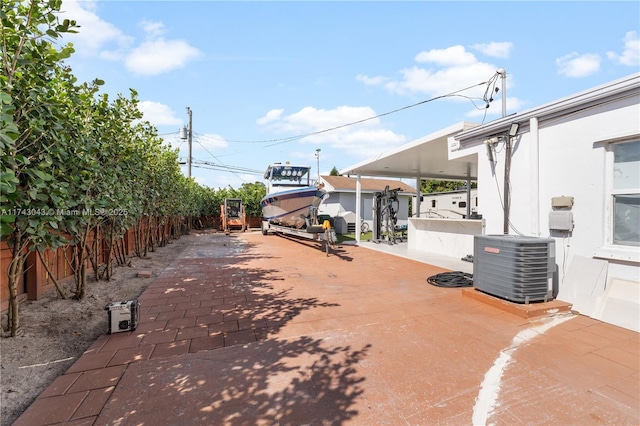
left=186, top=107, right=193, bottom=178
left=497, top=69, right=509, bottom=234
left=504, top=133, right=511, bottom=234
left=497, top=68, right=507, bottom=118
left=315, top=148, right=321, bottom=181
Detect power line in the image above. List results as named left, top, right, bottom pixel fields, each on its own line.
left=191, top=160, right=263, bottom=175
left=192, top=138, right=263, bottom=183
left=176, top=73, right=504, bottom=178
left=194, top=77, right=495, bottom=146
left=266, top=80, right=490, bottom=148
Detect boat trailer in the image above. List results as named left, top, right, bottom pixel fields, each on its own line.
left=261, top=208, right=337, bottom=256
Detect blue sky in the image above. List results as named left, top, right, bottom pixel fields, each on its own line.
left=58, top=1, right=640, bottom=189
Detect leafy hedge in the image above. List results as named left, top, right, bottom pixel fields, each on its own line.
left=0, top=0, right=265, bottom=336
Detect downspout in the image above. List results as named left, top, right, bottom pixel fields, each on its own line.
left=466, top=164, right=471, bottom=219
left=530, top=117, right=540, bottom=236
left=355, top=174, right=362, bottom=244
left=504, top=136, right=512, bottom=234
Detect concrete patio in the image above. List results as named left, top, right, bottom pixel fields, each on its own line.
left=13, top=230, right=640, bottom=425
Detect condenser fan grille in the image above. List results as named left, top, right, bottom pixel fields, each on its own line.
left=473, top=235, right=555, bottom=303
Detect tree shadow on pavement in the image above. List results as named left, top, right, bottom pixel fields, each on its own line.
left=102, top=337, right=371, bottom=425
left=99, top=233, right=371, bottom=424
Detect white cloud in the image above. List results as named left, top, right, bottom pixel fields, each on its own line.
left=139, top=20, right=165, bottom=39
left=472, top=42, right=513, bottom=59
left=356, top=74, right=388, bottom=86
left=59, top=0, right=200, bottom=76
left=384, top=61, right=499, bottom=98
left=257, top=105, right=407, bottom=159
left=124, top=18, right=201, bottom=75
left=357, top=44, right=523, bottom=118
left=358, top=45, right=510, bottom=101
left=316, top=127, right=406, bottom=158
left=58, top=0, right=133, bottom=56
left=192, top=134, right=229, bottom=151
left=556, top=52, right=601, bottom=78
left=607, top=31, right=640, bottom=67
left=138, top=101, right=183, bottom=126
left=125, top=39, right=200, bottom=76
left=415, top=45, right=477, bottom=67
left=256, top=109, right=284, bottom=125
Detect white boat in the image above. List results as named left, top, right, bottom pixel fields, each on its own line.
left=261, top=163, right=328, bottom=228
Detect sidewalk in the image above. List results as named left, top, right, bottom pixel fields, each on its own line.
left=14, top=230, right=640, bottom=425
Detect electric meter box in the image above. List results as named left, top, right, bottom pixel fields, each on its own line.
left=105, top=300, right=139, bottom=334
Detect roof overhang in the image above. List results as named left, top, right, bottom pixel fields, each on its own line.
left=340, top=121, right=480, bottom=181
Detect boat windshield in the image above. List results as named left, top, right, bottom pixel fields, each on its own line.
left=264, top=164, right=311, bottom=185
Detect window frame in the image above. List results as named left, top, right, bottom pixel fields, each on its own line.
left=595, top=137, right=640, bottom=263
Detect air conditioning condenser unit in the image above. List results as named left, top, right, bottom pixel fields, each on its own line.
left=473, top=235, right=556, bottom=304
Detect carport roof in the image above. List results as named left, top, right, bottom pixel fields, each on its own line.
left=321, top=175, right=416, bottom=193
left=339, top=121, right=480, bottom=181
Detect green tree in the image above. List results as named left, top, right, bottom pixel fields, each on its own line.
left=236, top=182, right=266, bottom=217
left=1, top=0, right=216, bottom=336
left=1, top=0, right=79, bottom=335
left=329, top=166, right=339, bottom=176
left=421, top=180, right=476, bottom=194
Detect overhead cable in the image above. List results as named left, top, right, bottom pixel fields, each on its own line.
left=198, top=78, right=494, bottom=146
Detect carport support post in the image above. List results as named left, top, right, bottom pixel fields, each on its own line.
left=356, top=174, right=362, bottom=244
left=415, top=175, right=421, bottom=218
left=465, top=164, right=472, bottom=219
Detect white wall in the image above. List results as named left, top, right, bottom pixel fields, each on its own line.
left=408, top=218, right=485, bottom=259
left=463, top=96, right=640, bottom=331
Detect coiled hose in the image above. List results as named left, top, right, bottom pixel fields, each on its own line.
left=427, top=271, right=473, bottom=288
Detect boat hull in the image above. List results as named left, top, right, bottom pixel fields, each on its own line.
left=261, top=187, right=325, bottom=228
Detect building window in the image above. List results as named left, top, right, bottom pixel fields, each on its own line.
left=612, top=140, right=640, bottom=246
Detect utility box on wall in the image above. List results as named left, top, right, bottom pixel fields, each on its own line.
left=550, top=196, right=574, bottom=232
left=473, top=235, right=556, bottom=304
left=549, top=210, right=574, bottom=231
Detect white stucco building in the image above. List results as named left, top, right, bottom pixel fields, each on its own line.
left=341, top=73, right=639, bottom=332
left=451, top=73, right=639, bottom=332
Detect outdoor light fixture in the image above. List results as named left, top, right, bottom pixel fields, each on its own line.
left=508, top=122, right=520, bottom=137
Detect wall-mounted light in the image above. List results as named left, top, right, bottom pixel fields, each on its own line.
left=508, top=122, right=520, bottom=137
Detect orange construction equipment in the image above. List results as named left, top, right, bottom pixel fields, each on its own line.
left=220, top=198, right=247, bottom=234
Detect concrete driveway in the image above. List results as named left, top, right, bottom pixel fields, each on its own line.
left=14, top=230, right=640, bottom=425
